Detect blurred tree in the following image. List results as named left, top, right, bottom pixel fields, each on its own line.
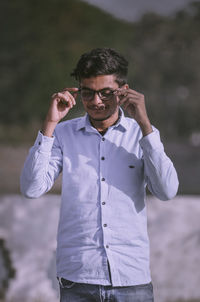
left=0, top=0, right=200, bottom=139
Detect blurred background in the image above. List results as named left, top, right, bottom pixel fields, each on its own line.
left=0, top=0, right=200, bottom=301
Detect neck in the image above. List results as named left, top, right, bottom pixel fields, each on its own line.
left=89, top=110, right=119, bottom=132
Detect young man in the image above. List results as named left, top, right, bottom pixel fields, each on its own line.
left=20, top=48, right=179, bottom=302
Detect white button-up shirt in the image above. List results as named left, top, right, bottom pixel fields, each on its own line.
left=20, top=109, right=179, bottom=286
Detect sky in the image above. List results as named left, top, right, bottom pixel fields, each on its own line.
left=81, top=0, right=198, bottom=21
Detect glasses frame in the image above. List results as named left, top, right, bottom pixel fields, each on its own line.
left=78, top=87, right=119, bottom=102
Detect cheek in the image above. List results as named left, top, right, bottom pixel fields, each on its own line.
left=111, top=98, right=120, bottom=109
left=81, top=101, right=88, bottom=110
left=115, top=96, right=120, bottom=104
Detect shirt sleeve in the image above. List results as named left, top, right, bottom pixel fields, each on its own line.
left=139, top=128, right=179, bottom=201
left=20, top=130, right=63, bottom=198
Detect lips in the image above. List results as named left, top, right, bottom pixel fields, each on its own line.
left=88, top=105, right=106, bottom=111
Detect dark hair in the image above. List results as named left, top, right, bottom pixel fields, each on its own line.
left=71, top=48, right=128, bottom=86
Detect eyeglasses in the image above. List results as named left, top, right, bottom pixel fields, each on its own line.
left=79, top=88, right=118, bottom=102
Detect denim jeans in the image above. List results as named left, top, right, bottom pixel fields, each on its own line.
left=59, top=279, right=154, bottom=302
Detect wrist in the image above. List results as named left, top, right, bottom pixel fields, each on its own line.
left=42, top=120, right=58, bottom=137
left=139, top=119, right=153, bottom=137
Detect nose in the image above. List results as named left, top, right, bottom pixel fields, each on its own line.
left=92, top=92, right=102, bottom=105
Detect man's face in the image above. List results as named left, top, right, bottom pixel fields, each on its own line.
left=80, top=75, right=120, bottom=122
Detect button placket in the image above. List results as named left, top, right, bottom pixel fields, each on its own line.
left=99, top=137, right=110, bottom=252
left=99, top=136, right=107, bottom=199
left=99, top=136, right=118, bottom=284
left=100, top=135, right=124, bottom=286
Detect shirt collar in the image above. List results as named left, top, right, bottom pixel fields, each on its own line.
left=76, top=107, right=129, bottom=132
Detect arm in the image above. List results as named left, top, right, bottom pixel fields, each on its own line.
left=116, top=86, right=179, bottom=200
left=140, top=129, right=179, bottom=200
left=20, top=131, right=62, bottom=198
left=20, top=87, right=78, bottom=198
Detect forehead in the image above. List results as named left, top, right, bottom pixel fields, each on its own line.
left=80, top=75, right=118, bottom=89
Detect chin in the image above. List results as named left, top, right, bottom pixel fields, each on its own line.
left=89, top=111, right=112, bottom=121
left=86, top=106, right=119, bottom=122
left=91, top=116, right=109, bottom=122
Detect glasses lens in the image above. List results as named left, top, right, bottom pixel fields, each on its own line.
left=100, top=89, right=114, bottom=100
left=80, top=89, right=94, bottom=101
left=80, top=89, right=115, bottom=101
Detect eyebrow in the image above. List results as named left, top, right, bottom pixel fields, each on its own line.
left=80, top=86, right=115, bottom=91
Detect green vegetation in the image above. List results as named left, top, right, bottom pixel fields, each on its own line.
left=1, top=0, right=200, bottom=142
left=0, top=239, right=15, bottom=300
left=1, top=0, right=200, bottom=194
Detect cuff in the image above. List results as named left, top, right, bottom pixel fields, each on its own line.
left=33, top=131, right=55, bottom=152
left=139, top=128, right=164, bottom=152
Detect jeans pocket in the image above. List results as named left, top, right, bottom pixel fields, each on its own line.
left=59, top=278, right=76, bottom=289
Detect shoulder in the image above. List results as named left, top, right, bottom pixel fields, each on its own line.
left=123, top=115, right=141, bottom=133
left=55, top=116, right=84, bottom=132
left=53, top=116, right=85, bottom=142
left=122, top=115, right=159, bottom=141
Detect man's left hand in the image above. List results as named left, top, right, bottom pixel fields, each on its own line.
left=115, top=88, right=153, bottom=136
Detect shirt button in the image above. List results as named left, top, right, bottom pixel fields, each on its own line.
left=101, top=178, right=105, bottom=181
left=38, top=142, right=41, bottom=145
left=101, top=156, right=105, bottom=160
left=106, top=245, right=109, bottom=248
left=102, top=138, right=105, bottom=141
left=102, top=202, right=106, bottom=205
left=103, top=224, right=107, bottom=227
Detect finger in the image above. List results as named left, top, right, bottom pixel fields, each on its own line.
left=51, top=93, right=58, bottom=99
left=63, top=87, right=79, bottom=92
left=115, top=88, right=142, bottom=98
left=62, top=87, right=79, bottom=97
left=66, top=91, right=76, bottom=106
left=62, top=88, right=78, bottom=105
left=53, top=93, right=72, bottom=108
left=123, top=99, right=135, bottom=111
left=114, top=91, right=129, bottom=104
left=119, top=96, right=141, bottom=108
left=54, top=92, right=75, bottom=108
left=114, top=89, right=128, bottom=97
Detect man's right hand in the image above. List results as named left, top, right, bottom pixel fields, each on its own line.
left=42, top=88, right=79, bottom=137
